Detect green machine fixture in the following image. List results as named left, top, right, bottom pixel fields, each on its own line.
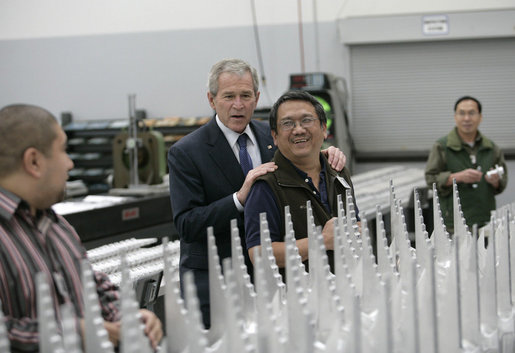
left=112, top=131, right=166, bottom=188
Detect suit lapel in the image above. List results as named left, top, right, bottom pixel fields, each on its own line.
left=203, top=119, right=276, bottom=191
left=205, top=119, right=245, bottom=190
left=250, top=120, right=276, bottom=163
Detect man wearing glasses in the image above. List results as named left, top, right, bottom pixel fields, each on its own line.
left=425, top=96, right=508, bottom=232
left=244, top=90, right=359, bottom=275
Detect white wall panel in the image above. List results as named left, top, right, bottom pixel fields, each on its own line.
left=0, top=0, right=344, bottom=40
left=0, top=22, right=345, bottom=119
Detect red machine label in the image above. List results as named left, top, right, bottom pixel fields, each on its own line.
left=122, top=207, right=140, bottom=221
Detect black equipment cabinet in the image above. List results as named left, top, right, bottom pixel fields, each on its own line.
left=62, top=113, right=210, bottom=194
left=61, top=193, right=178, bottom=249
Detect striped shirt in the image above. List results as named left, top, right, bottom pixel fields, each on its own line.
left=0, top=187, right=120, bottom=352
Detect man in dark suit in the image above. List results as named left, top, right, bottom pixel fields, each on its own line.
left=168, top=58, right=345, bottom=328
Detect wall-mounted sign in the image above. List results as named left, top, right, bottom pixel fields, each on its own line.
left=422, top=15, right=449, bottom=35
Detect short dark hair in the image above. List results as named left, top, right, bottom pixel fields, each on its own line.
left=0, top=104, right=58, bottom=177
left=269, top=90, right=326, bottom=132
left=454, top=96, right=482, bottom=113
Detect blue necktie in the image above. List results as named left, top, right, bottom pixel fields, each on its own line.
left=237, top=133, right=253, bottom=176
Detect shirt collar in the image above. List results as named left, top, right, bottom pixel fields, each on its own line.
left=285, top=154, right=327, bottom=180
left=215, top=114, right=258, bottom=148
left=0, top=186, right=22, bottom=221
left=449, top=127, right=483, bottom=150
left=0, top=186, right=58, bottom=222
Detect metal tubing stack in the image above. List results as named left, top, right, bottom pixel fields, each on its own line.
left=21, top=178, right=515, bottom=352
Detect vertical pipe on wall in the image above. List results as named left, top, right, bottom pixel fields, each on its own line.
left=297, top=0, right=305, bottom=73
left=313, top=0, right=320, bottom=71
left=250, top=0, right=272, bottom=105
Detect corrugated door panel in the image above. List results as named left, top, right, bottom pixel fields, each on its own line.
left=350, top=38, right=515, bottom=154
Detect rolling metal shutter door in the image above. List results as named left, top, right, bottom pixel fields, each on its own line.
left=349, top=38, right=515, bottom=156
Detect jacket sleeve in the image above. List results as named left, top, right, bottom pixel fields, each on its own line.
left=168, top=143, right=240, bottom=244
left=425, top=142, right=452, bottom=197
left=493, top=144, right=508, bottom=195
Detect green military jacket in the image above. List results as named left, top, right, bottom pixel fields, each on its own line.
left=425, top=127, right=507, bottom=230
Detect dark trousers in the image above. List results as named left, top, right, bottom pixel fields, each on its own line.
left=179, top=266, right=210, bottom=329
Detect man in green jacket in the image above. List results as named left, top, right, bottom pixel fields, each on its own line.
left=425, top=96, right=508, bottom=232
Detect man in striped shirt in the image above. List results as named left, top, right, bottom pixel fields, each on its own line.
left=0, top=104, right=162, bottom=352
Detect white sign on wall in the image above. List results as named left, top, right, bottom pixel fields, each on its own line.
left=422, top=15, right=449, bottom=35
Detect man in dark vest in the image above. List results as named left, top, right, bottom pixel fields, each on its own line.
left=244, top=90, right=359, bottom=273
left=425, top=96, right=508, bottom=232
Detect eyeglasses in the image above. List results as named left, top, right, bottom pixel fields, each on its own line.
left=278, top=117, right=318, bottom=131
left=456, top=111, right=479, bottom=117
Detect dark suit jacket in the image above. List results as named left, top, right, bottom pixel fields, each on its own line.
left=168, top=118, right=276, bottom=272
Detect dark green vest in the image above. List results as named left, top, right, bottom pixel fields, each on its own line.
left=258, top=150, right=356, bottom=273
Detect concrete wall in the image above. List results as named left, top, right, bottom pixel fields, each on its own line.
left=0, top=0, right=343, bottom=39
left=0, top=21, right=346, bottom=119
left=0, top=1, right=349, bottom=119
left=2, top=0, right=513, bottom=119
